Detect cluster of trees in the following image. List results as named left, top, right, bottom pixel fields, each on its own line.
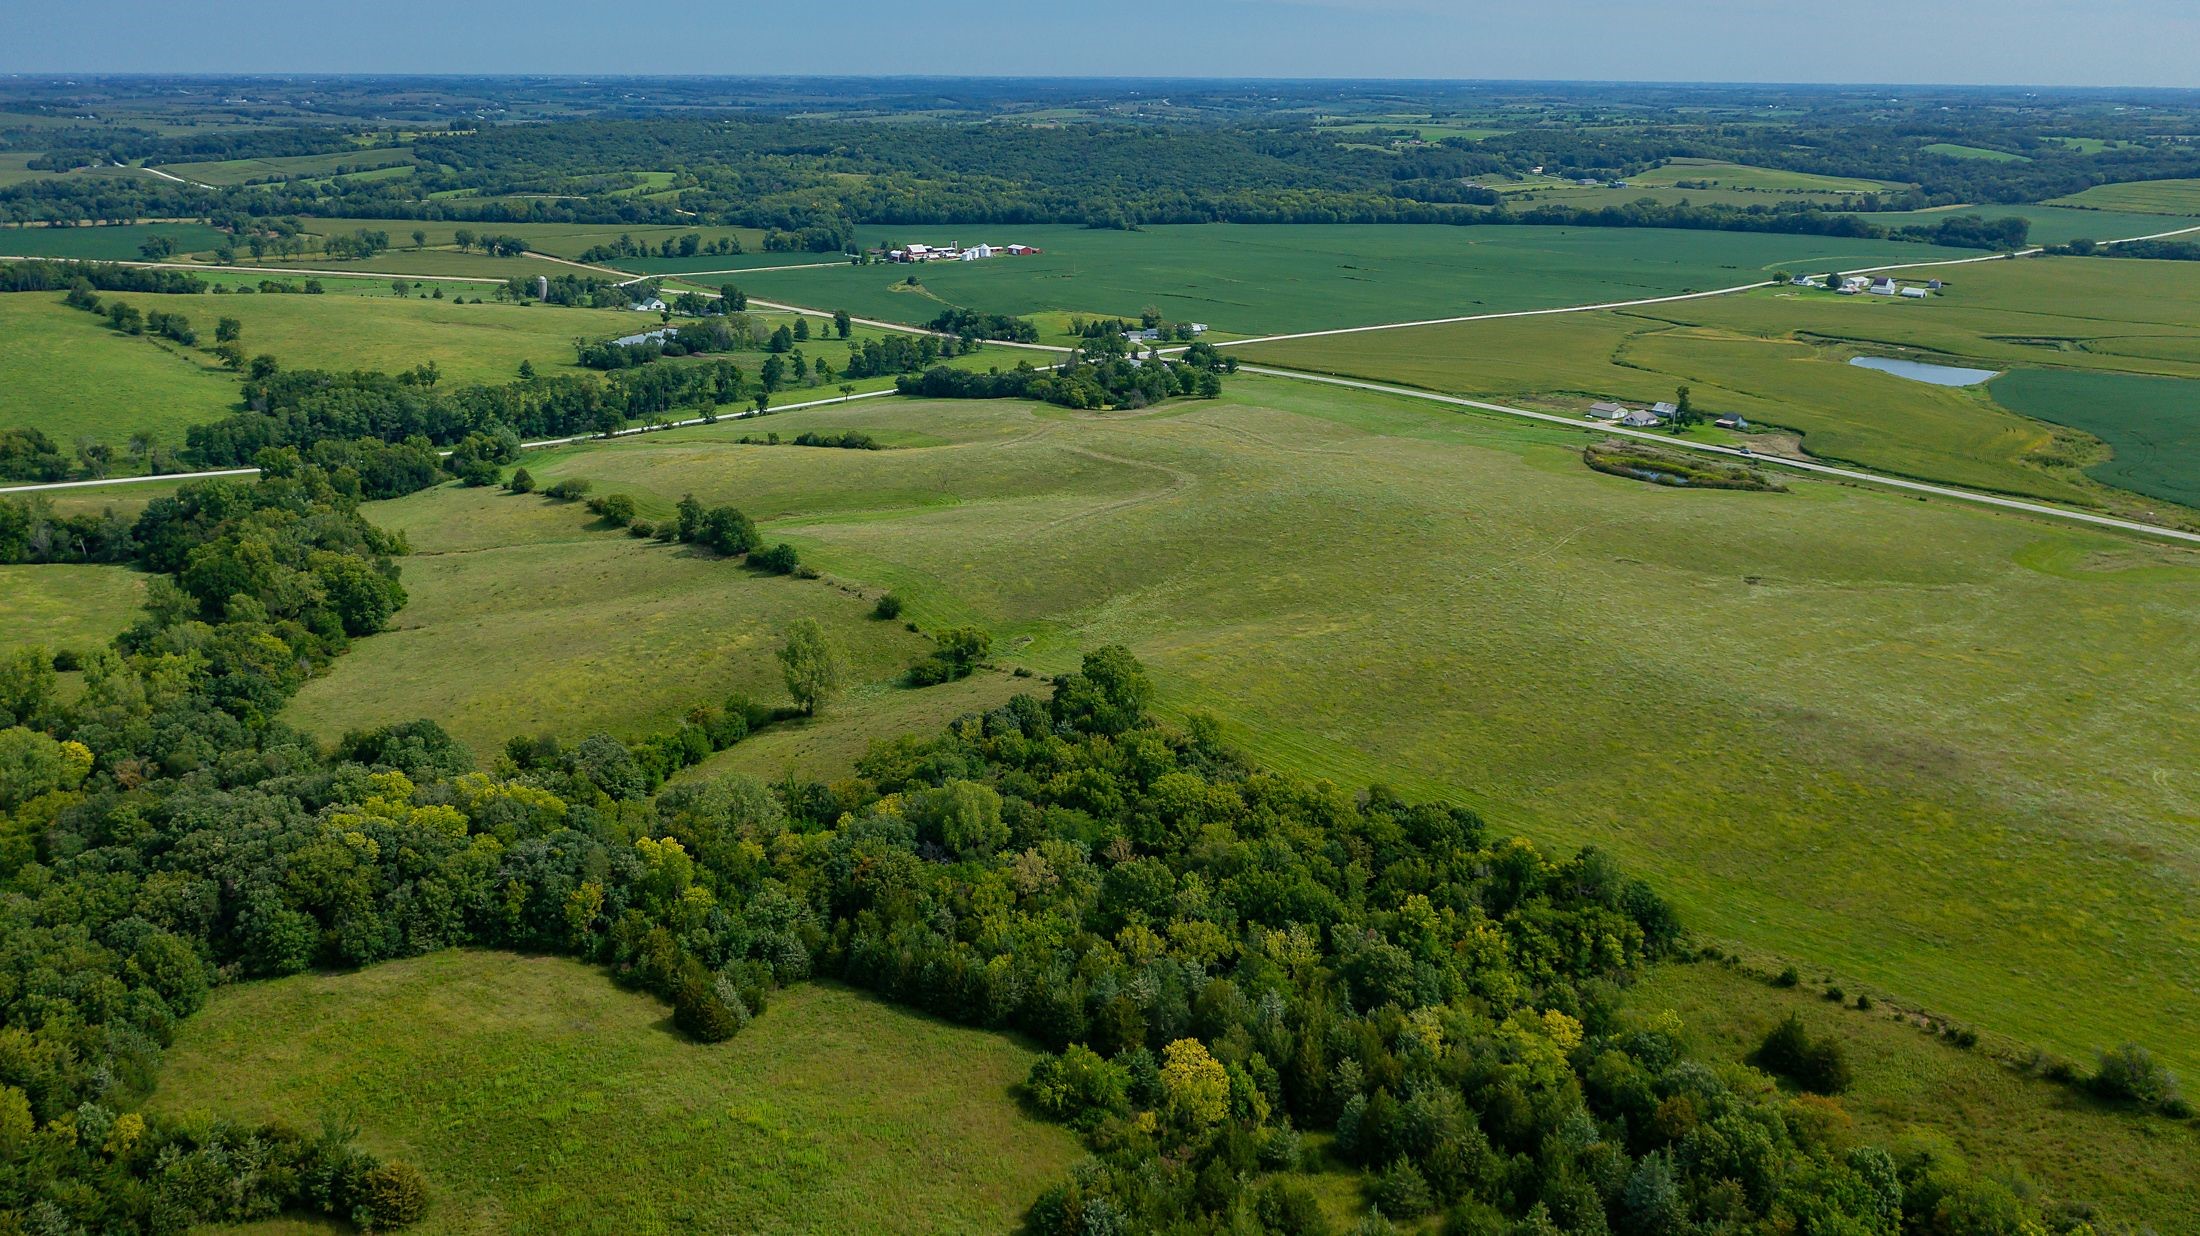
left=576, top=232, right=744, bottom=263
left=500, top=272, right=627, bottom=308
left=322, top=228, right=391, bottom=260
left=180, top=359, right=752, bottom=468
left=898, top=353, right=1224, bottom=411
left=929, top=308, right=1040, bottom=344
left=2050, top=237, right=2200, bottom=261
left=0, top=260, right=206, bottom=295
left=839, top=332, right=978, bottom=381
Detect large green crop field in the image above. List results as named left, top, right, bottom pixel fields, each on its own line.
left=296, top=380, right=2200, bottom=1080
left=0, top=222, right=230, bottom=261
left=2049, top=177, right=2200, bottom=216
left=719, top=224, right=1982, bottom=337
left=0, top=293, right=241, bottom=446
left=1630, top=963, right=2200, bottom=1235
left=0, top=563, right=146, bottom=657
left=149, top=952, right=1080, bottom=1235
left=1992, top=369, right=2200, bottom=507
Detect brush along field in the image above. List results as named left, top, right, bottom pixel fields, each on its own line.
left=284, top=377, right=2200, bottom=1079
left=148, top=952, right=1079, bottom=1236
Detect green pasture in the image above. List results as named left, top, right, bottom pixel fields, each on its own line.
left=281, top=480, right=939, bottom=758
left=149, top=953, right=1078, bottom=1236
left=238, top=247, right=574, bottom=281
left=2050, top=177, right=2200, bottom=217
left=286, top=218, right=769, bottom=263
left=0, top=222, right=229, bottom=261
left=93, top=289, right=661, bottom=387
left=297, top=379, right=2200, bottom=1079
left=721, top=224, right=1980, bottom=336
left=0, top=293, right=240, bottom=446
left=1630, top=963, right=2200, bottom=1235
left=0, top=563, right=146, bottom=657
left=1922, top=143, right=2029, bottom=162
left=1841, top=203, right=2200, bottom=247
left=1992, top=369, right=2200, bottom=507
left=157, top=148, right=417, bottom=186
left=1632, top=158, right=1905, bottom=193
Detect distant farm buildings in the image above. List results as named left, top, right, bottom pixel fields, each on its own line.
left=879, top=241, right=1043, bottom=263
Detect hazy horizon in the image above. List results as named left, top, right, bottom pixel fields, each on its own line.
left=6, top=0, right=2197, bottom=90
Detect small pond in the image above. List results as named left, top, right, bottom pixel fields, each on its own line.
left=1848, top=356, right=2002, bottom=387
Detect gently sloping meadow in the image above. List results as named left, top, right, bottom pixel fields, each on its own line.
left=715, top=224, right=1984, bottom=337
left=0, top=293, right=242, bottom=448
left=150, top=955, right=1080, bottom=1235
left=297, top=379, right=2200, bottom=1080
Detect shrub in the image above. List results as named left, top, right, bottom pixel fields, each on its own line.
left=504, top=467, right=535, bottom=494
left=1854, top=994, right=1873, bottom=1011
left=751, top=542, right=800, bottom=575
left=543, top=478, right=591, bottom=502
left=627, top=521, right=655, bottom=538
left=586, top=493, right=638, bottom=527
left=1772, top=965, right=1801, bottom=988
left=1752, top=1014, right=1851, bottom=1094
left=1824, top=986, right=1844, bottom=1002
left=2092, top=1043, right=2183, bottom=1111
left=872, top=592, right=904, bottom=620
left=355, top=1159, right=428, bottom=1230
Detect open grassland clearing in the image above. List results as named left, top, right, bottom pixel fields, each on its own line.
left=1631, top=158, right=1907, bottom=194
left=0, top=293, right=240, bottom=446
left=92, top=288, right=667, bottom=387
left=0, top=563, right=144, bottom=657
left=1841, top=203, right=2200, bottom=246
left=1629, top=963, right=2200, bottom=1235
left=285, top=218, right=769, bottom=263
left=282, top=479, right=938, bottom=758
left=1922, top=143, right=2029, bottom=162
left=150, top=952, right=1079, bottom=1236
left=300, top=380, right=2200, bottom=1078
left=0, top=221, right=229, bottom=261
left=2049, top=177, right=2200, bottom=216
left=723, top=223, right=1980, bottom=337
left=238, top=247, right=575, bottom=281
left=157, top=148, right=418, bottom=186
left=1991, top=369, right=2200, bottom=507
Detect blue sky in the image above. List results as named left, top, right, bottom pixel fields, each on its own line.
left=5, top=0, right=2197, bottom=87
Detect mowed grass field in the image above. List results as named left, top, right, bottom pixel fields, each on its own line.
left=0, top=564, right=145, bottom=657
left=1628, top=963, right=2200, bottom=1234
left=1991, top=369, right=2200, bottom=507
left=282, top=481, right=939, bottom=758
left=2049, top=177, right=2200, bottom=216
left=306, top=380, right=2200, bottom=1079
left=719, top=224, right=1983, bottom=337
left=0, top=294, right=241, bottom=446
left=148, top=953, right=1079, bottom=1235
left=1239, top=254, right=2200, bottom=506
